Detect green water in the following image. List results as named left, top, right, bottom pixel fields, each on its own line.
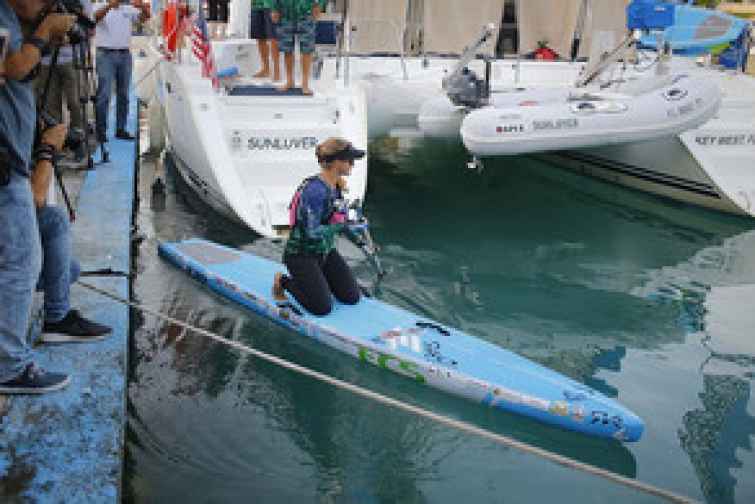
left=126, top=140, right=755, bottom=503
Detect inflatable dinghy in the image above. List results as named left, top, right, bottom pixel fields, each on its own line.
left=461, top=74, right=721, bottom=157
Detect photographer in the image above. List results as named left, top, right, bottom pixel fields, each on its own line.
left=34, top=0, right=93, bottom=162
left=93, top=0, right=149, bottom=142
left=30, top=124, right=112, bottom=343
left=0, top=0, right=75, bottom=394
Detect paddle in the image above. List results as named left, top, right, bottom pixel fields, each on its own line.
left=344, top=200, right=387, bottom=295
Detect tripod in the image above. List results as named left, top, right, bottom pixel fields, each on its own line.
left=37, top=44, right=77, bottom=222
left=70, top=31, right=97, bottom=170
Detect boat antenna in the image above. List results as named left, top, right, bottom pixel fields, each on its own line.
left=513, top=0, right=518, bottom=84
left=343, top=0, right=351, bottom=86
left=570, top=0, right=589, bottom=61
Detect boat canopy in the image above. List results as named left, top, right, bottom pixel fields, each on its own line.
left=517, top=0, right=582, bottom=58
left=422, top=0, right=506, bottom=55
left=515, top=0, right=631, bottom=59
left=347, top=0, right=409, bottom=53
left=577, top=0, right=631, bottom=59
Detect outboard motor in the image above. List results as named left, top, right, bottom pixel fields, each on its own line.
left=442, top=24, right=497, bottom=109
left=445, top=67, right=488, bottom=108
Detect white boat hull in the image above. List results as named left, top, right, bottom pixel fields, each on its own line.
left=540, top=134, right=754, bottom=217
left=343, top=56, right=755, bottom=218
left=159, top=41, right=370, bottom=237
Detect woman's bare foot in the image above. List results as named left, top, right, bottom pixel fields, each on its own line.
left=273, top=272, right=287, bottom=301
left=301, top=87, right=313, bottom=96
left=253, top=69, right=270, bottom=79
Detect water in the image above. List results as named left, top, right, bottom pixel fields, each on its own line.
left=126, top=140, right=755, bottom=503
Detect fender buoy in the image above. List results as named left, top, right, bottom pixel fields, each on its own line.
left=163, top=3, right=178, bottom=53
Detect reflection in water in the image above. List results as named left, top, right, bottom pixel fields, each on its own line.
left=679, top=375, right=753, bottom=504
left=127, top=140, right=755, bottom=502
left=630, top=224, right=755, bottom=503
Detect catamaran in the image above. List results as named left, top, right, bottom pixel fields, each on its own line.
left=319, top=0, right=755, bottom=218
left=144, top=0, right=369, bottom=238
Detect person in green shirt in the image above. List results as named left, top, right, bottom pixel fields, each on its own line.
left=250, top=0, right=280, bottom=81
left=271, top=0, right=326, bottom=95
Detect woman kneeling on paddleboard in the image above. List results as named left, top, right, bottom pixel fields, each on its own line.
left=273, top=137, right=366, bottom=315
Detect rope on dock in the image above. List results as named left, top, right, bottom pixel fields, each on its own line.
left=78, top=280, right=699, bottom=504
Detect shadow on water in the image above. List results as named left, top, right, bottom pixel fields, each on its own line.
left=127, top=139, right=755, bottom=502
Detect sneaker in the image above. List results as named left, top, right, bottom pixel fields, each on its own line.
left=115, top=130, right=135, bottom=141
left=41, top=309, right=112, bottom=344
left=0, top=363, right=70, bottom=395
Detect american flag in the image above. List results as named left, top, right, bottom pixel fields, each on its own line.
left=190, top=8, right=218, bottom=88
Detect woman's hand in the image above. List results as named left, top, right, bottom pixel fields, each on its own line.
left=312, top=3, right=322, bottom=19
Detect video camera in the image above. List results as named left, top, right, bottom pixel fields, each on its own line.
left=42, top=0, right=97, bottom=45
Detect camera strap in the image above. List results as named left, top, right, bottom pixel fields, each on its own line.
left=0, top=144, right=10, bottom=187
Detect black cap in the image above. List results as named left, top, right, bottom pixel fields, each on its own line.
left=322, top=143, right=366, bottom=163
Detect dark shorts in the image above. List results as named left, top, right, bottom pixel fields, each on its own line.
left=207, top=0, right=229, bottom=22
left=277, top=18, right=317, bottom=54
left=250, top=8, right=276, bottom=40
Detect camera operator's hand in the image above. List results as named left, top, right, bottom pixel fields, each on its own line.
left=41, top=124, right=69, bottom=153
left=35, top=14, right=77, bottom=45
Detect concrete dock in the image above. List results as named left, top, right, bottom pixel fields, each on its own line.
left=0, top=97, right=138, bottom=501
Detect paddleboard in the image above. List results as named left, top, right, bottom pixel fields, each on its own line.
left=159, top=239, right=644, bottom=442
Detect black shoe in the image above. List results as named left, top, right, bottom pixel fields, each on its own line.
left=41, top=309, right=112, bottom=344
left=115, top=130, right=135, bottom=140
left=0, top=363, right=70, bottom=395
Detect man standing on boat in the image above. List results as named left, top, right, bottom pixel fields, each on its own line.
left=250, top=0, right=280, bottom=81
left=92, top=0, right=149, bottom=143
left=271, top=0, right=325, bottom=95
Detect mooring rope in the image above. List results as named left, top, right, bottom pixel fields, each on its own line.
left=78, top=280, right=698, bottom=504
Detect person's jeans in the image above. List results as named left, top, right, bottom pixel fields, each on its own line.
left=36, top=205, right=80, bottom=323
left=0, top=173, right=42, bottom=382
left=95, top=48, right=133, bottom=141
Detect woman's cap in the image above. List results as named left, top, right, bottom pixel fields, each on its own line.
left=334, top=143, right=366, bottom=161
left=317, top=138, right=366, bottom=163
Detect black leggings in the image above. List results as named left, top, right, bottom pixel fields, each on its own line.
left=282, top=250, right=360, bottom=316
